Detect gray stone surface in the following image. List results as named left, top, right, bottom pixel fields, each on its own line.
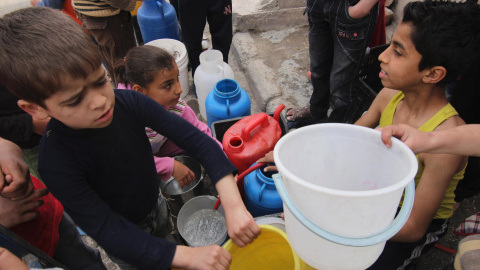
left=0, top=0, right=29, bottom=17
left=231, top=26, right=311, bottom=113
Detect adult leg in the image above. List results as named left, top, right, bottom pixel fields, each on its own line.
left=178, top=0, right=208, bottom=75
left=307, top=0, right=334, bottom=121
left=207, top=0, right=233, bottom=64
left=77, top=11, right=136, bottom=86
left=327, top=0, right=378, bottom=123
left=53, top=213, right=106, bottom=270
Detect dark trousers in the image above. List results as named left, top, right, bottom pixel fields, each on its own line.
left=76, top=10, right=137, bottom=86
left=53, top=213, right=106, bottom=270
left=174, top=0, right=233, bottom=75
left=367, top=219, right=448, bottom=270
left=306, top=0, right=378, bottom=122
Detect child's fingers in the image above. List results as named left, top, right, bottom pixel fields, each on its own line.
left=263, top=165, right=278, bottom=172
left=1, top=179, right=34, bottom=200
left=18, top=210, right=40, bottom=225
left=20, top=199, right=44, bottom=213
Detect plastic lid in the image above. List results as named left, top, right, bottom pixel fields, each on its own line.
left=145, top=38, right=187, bottom=62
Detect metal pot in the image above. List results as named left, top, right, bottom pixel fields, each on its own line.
left=160, top=155, right=206, bottom=217
left=177, top=195, right=228, bottom=247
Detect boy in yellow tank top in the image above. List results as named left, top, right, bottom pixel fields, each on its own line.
left=354, top=0, right=480, bottom=269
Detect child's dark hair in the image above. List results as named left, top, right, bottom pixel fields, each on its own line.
left=0, top=8, right=102, bottom=108
left=115, top=45, right=175, bottom=89
left=402, top=0, right=480, bottom=85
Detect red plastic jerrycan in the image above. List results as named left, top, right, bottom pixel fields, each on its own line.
left=223, top=105, right=285, bottom=193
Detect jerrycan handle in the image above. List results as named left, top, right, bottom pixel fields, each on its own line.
left=156, top=0, right=165, bottom=22
left=218, top=63, right=225, bottom=77
left=242, top=113, right=269, bottom=142
left=273, top=104, right=285, bottom=123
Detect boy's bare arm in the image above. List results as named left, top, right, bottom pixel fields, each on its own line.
left=355, top=88, right=397, bottom=128
left=215, top=174, right=260, bottom=247
left=389, top=117, right=467, bottom=242
left=348, top=0, right=379, bottom=19
left=390, top=151, right=466, bottom=242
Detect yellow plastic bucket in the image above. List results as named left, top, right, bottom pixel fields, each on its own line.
left=223, top=224, right=315, bottom=270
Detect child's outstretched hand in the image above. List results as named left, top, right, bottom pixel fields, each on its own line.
left=172, top=160, right=195, bottom=188
left=215, top=174, right=261, bottom=247
left=257, top=151, right=278, bottom=172
left=172, top=245, right=231, bottom=270
left=224, top=203, right=260, bottom=247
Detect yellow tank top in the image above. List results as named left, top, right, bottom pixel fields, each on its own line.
left=379, top=92, right=466, bottom=219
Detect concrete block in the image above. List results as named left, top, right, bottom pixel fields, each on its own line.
left=233, top=7, right=307, bottom=32
left=231, top=32, right=259, bottom=65
left=0, top=0, right=29, bottom=17
left=278, top=0, right=305, bottom=9
left=245, top=59, right=281, bottom=111
left=258, top=0, right=305, bottom=10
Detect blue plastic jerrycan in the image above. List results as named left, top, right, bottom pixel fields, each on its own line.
left=137, top=0, right=181, bottom=43
left=206, top=79, right=251, bottom=128
left=244, top=163, right=283, bottom=217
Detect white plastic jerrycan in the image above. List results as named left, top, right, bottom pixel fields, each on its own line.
left=194, top=49, right=234, bottom=120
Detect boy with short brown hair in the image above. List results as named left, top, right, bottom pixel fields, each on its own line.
left=0, top=7, right=260, bottom=270
left=355, top=0, right=480, bottom=268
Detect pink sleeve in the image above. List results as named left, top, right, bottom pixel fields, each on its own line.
left=181, top=105, right=223, bottom=149
left=116, top=83, right=131, bottom=90
left=154, top=156, right=175, bottom=181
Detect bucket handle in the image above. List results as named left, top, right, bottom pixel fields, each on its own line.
left=156, top=0, right=165, bottom=22
left=242, top=113, right=270, bottom=142
left=272, top=173, right=415, bottom=247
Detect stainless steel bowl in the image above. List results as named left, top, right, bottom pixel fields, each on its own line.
left=160, top=155, right=206, bottom=217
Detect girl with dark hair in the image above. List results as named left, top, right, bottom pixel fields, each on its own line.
left=115, top=45, right=222, bottom=188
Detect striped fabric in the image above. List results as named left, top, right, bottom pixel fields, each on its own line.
left=398, top=219, right=449, bottom=270
left=454, top=234, right=480, bottom=270
left=455, top=212, right=480, bottom=236
left=72, top=0, right=136, bottom=17
left=145, top=99, right=186, bottom=154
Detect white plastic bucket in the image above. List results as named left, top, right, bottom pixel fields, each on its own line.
left=145, top=39, right=189, bottom=98
left=272, top=124, right=418, bottom=270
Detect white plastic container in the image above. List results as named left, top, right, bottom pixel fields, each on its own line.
left=145, top=39, right=189, bottom=98
left=194, top=50, right=234, bottom=120
left=272, top=124, right=418, bottom=270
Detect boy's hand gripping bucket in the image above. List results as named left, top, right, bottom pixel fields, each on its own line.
left=272, top=124, right=418, bottom=270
